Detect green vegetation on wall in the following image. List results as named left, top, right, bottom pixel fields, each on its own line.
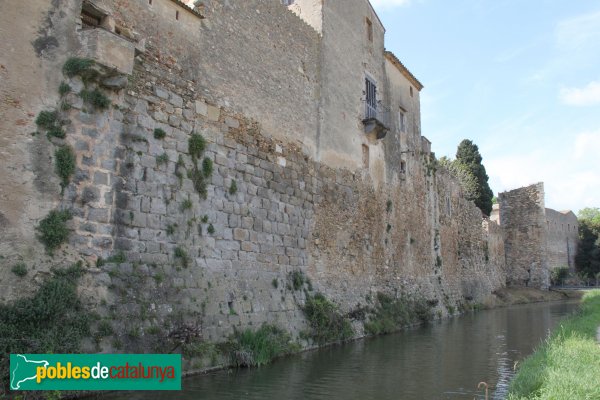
left=302, top=293, right=353, bottom=344
left=0, top=263, right=91, bottom=391
left=54, top=145, right=76, bottom=192
left=225, top=324, right=299, bottom=367
left=36, top=209, right=72, bottom=255
left=364, top=292, right=433, bottom=336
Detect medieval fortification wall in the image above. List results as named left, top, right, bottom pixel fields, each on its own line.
left=0, top=0, right=564, bottom=369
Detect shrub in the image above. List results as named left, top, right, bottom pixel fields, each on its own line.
left=174, top=246, right=189, bottom=268
left=35, top=110, right=59, bottom=130
left=47, top=125, right=66, bottom=139
left=188, top=133, right=206, bottom=160
left=190, top=168, right=207, bottom=199
left=201, top=215, right=209, bottom=224
left=153, top=128, right=167, bottom=140
left=202, top=157, right=213, bottom=177
left=364, top=292, right=433, bottom=336
left=302, top=293, right=353, bottom=344
left=58, top=82, right=71, bottom=96
left=62, top=57, right=95, bottom=78
left=0, top=263, right=90, bottom=391
left=180, top=198, right=193, bottom=211
left=226, top=324, right=299, bottom=367
left=156, top=152, right=169, bottom=165
left=207, top=224, right=215, bottom=235
left=272, top=278, right=279, bottom=289
left=55, top=145, right=76, bottom=191
left=96, top=251, right=126, bottom=267
left=11, top=263, right=27, bottom=277
left=80, top=88, right=110, bottom=110
left=551, top=266, right=570, bottom=286
left=289, top=270, right=305, bottom=291
left=36, top=209, right=72, bottom=254
left=229, top=180, right=238, bottom=195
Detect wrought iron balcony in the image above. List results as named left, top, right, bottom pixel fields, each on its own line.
left=362, top=100, right=390, bottom=139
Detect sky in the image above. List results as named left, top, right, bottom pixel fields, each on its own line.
left=371, top=0, right=600, bottom=213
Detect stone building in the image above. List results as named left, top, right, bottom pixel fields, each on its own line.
left=1, top=0, right=507, bottom=359
left=495, top=183, right=578, bottom=288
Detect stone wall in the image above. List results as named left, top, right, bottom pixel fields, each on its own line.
left=1, top=0, right=507, bottom=368
left=545, top=208, right=578, bottom=271
left=499, top=183, right=549, bottom=288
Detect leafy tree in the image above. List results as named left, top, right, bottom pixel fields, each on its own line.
left=454, top=140, right=494, bottom=216
left=576, top=208, right=600, bottom=279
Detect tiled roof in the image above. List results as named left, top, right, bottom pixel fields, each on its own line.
left=384, top=50, right=424, bottom=91
left=168, top=0, right=204, bottom=19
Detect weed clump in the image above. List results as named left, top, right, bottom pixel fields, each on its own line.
left=36, top=209, right=72, bottom=254
left=35, top=111, right=59, bottom=130
left=302, top=293, right=353, bottom=344
left=58, top=82, right=71, bottom=96
left=289, top=270, right=305, bottom=291
left=0, top=262, right=90, bottom=390
left=364, top=292, right=433, bottom=336
left=154, top=128, right=167, bottom=140
left=80, top=88, right=111, bottom=110
left=225, top=324, right=299, bottom=367
left=62, top=57, right=95, bottom=79
left=55, top=145, right=76, bottom=191
left=174, top=246, right=189, bottom=268
left=96, top=251, right=126, bottom=267
left=11, top=263, right=27, bottom=277
left=157, top=152, right=169, bottom=165
left=202, top=157, right=213, bottom=177
left=207, top=224, right=215, bottom=235
left=188, top=134, right=206, bottom=160
left=229, top=180, right=238, bottom=195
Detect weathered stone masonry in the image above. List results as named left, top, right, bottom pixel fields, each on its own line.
left=0, top=0, right=508, bottom=363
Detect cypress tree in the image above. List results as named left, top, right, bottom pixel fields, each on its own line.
left=455, top=139, right=494, bottom=216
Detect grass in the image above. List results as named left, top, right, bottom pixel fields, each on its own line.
left=35, top=110, right=59, bottom=130
left=153, top=128, right=166, bottom=140
left=508, top=290, right=600, bottom=399
left=0, top=263, right=90, bottom=392
left=62, top=57, right=95, bottom=78
left=11, top=263, right=27, bottom=277
left=302, top=293, right=353, bottom=344
left=80, top=88, right=111, bottom=110
left=36, top=209, right=72, bottom=254
left=174, top=246, right=189, bottom=268
left=58, top=82, right=71, bottom=96
left=157, top=152, right=169, bottom=165
left=289, top=270, right=305, bottom=291
left=55, top=145, right=76, bottom=191
left=229, top=180, right=238, bottom=195
left=180, top=197, right=193, bottom=211
left=225, top=324, right=299, bottom=367
left=188, top=133, right=206, bottom=160
left=364, top=292, right=433, bottom=336
left=202, top=157, right=213, bottom=177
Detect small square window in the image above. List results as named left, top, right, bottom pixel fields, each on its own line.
left=282, top=0, right=295, bottom=5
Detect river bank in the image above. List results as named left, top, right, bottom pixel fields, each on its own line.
left=507, top=289, right=600, bottom=399
left=484, top=287, right=583, bottom=308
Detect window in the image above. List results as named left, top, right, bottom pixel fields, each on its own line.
left=176, top=10, right=179, bottom=20
left=282, top=0, right=295, bottom=5
left=365, top=76, right=377, bottom=119
left=398, top=109, right=406, bottom=132
left=362, top=144, right=370, bottom=168
left=409, top=86, right=414, bottom=97
left=400, top=160, right=406, bottom=173
left=366, top=17, right=373, bottom=42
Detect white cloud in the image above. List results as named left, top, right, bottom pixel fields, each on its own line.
left=574, top=130, right=600, bottom=159
left=369, top=0, right=411, bottom=10
left=486, top=131, right=600, bottom=213
left=556, top=11, right=600, bottom=51
left=560, top=81, right=600, bottom=106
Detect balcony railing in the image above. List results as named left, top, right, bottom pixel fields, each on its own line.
left=362, top=100, right=391, bottom=139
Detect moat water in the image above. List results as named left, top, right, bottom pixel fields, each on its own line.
left=107, top=300, right=579, bottom=400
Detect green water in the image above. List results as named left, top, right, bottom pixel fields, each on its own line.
left=107, top=300, right=579, bottom=400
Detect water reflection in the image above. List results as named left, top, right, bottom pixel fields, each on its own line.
left=107, top=300, right=579, bottom=400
